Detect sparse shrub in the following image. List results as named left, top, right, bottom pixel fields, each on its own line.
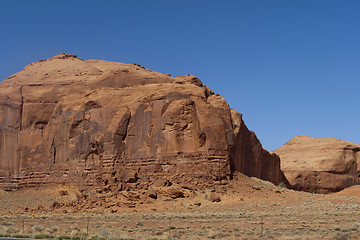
left=0, top=226, right=7, bottom=234
left=278, top=182, right=287, bottom=189
left=333, top=233, right=351, bottom=240
left=99, top=227, right=110, bottom=239
left=70, top=230, right=79, bottom=237
left=73, top=232, right=87, bottom=240
left=352, top=222, right=360, bottom=229
left=88, top=236, right=98, bottom=240
left=34, top=233, right=54, bottom=239
left=33, top=225, right=44, bottom=232
left=51, top=226, right=59, bottom=233
left=88, top=236, right=106, bottom=240
left=208, top=232, right=231, bottom=239
left=2, top=221, right=13, bottom=226
left=6, top=226, right=20, bottom=234
left=58, top=235, right=71, bottom=240
left=0, top=233, right=11, bottom=237
left=13, top=234, right=32, bottom=238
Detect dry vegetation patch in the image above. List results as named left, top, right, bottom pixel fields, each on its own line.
left=1, top=174, right=360, bottom=239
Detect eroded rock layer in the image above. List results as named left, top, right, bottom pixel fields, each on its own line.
left=273, top=135, right=360, bottom=193
left=0, top=54, right=287, bottom=190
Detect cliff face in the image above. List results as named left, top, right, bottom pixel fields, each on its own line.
left=273, top=135, right=360, bottom=193
left=0, top=54, right=287, bottom=190
left=230, top=110, right=288, bottom=186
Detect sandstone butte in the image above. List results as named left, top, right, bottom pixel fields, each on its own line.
left=0, top=53, right=288, bottom=191
left=273, top=135, right=360, bottom=193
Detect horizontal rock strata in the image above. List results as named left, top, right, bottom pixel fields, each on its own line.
left=0, top=54, right=288, bottom=190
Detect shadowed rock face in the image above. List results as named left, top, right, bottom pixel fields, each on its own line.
left=230, top=110, right=288, bottom=186
left=273, top=135, right=360, bottom=193
left=0, top=54, right=287, bottom=190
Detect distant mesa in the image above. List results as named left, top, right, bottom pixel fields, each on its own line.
left=0, top=53, right=287, bottom=191
left=273, top=135, right=360, bottom=193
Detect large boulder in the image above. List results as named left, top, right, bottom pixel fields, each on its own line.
left=273, top=135, right=360, bottom=193
left=0, top=53, right=287, bottom=190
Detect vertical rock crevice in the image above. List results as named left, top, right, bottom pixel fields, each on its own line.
left=19, top=86, right=24, bottom=130
left=113, top=108, right=131, bottom=159
left=51, top=138, right=56, bottom=165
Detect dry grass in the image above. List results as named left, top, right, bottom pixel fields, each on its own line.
left=1, top=174, right=360, bottom=239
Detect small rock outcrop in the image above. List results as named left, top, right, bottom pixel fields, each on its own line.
left=273, top=135, right=360, bottom=193
left=0, top=54, right=287, bottom=191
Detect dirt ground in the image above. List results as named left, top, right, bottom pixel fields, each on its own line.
left=1, top=173, right=360, bottom=240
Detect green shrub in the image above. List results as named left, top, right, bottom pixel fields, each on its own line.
left=2, top=221, right=13, bottom=226
left=32, top=225, right=44, bottom=232
left=59, top=236, right=71, bottom=240
left=34, top=233, right=54, bottom=239
left=0, top=234, right=11, bottom=237
left=6, top=226, right=19, bottom=234
left=51, top=226, right=59, bottom=233
left=88, top=235, right=106, bottom=240
left=13, top=234, right=32, bottom=238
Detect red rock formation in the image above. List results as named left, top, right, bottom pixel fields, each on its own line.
left=273, top=135, right=360, bottom=193
left=0, top=54, right=287, bottom=190
left=230, top=110, right=288, bottom=186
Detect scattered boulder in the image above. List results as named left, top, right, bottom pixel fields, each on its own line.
left=120, top=170, right=138, bottom=183
left=58, top=190, right=69, bottom=196
left=167, top=188, right=185, bottom=198
left=152, top=179, right=173, bottom=187
left=50, top=201, right=63, bottom=209
left=146, top=188, right=158, bottom=199
left=181, top=183, right=195, bottom=190
left=122, top=191, right=140, bottom=201
left=209, top=193, right=221, bottom=202
left=75, top=191, right=83, bottom=200
left=116, top=182, right=125, bottom=192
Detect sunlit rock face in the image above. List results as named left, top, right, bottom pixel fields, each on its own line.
left=0, top=54, right=287, bottom=190
left=274, top=135, right=360, bottom=193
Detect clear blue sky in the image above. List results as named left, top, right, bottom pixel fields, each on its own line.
left=1, top=0, right=359, bottom=151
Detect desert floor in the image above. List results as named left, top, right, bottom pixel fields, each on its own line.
left=1, top=173, right=360, bottom=240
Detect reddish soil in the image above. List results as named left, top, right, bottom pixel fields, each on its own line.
left=1, top=173, right=360, bottom=239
